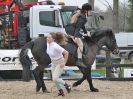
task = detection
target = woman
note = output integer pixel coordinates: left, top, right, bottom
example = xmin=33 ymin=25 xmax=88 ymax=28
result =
xmin=46 ymin=32 xmax=71 ymax=96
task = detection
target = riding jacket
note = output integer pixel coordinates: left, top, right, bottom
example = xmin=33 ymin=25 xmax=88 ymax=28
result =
xmin=74 ymin=12 xmax=87 ymax=38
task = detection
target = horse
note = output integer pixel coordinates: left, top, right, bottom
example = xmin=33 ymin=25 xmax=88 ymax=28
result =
xmin=19 ymin=29 xmax=119 ymax=93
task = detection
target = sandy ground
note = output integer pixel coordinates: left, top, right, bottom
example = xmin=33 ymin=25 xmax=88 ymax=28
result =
xmin=0 ymin=79 xmax=133 ymax=99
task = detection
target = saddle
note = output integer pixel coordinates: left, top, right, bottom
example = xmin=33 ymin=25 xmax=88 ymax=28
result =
xmin=61 ymin=36 xmax=88 ymax=58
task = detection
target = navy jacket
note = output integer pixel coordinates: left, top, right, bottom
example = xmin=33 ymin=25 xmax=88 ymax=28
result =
xmin=74 ymin=13 xmax=87 ymax=37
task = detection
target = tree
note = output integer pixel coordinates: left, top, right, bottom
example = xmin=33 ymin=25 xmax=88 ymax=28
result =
xmin=128 ymin=0 xmax=133 ymax=32
xmin=113 ymin=0 xmax=119 ymax=33
xmin=119 ymin=1 xmax=128 ymax=31
xmin=95 ymin=0 xmax=129 ymax=32
xmin=88 ymin=0 xmax=95 ymax=10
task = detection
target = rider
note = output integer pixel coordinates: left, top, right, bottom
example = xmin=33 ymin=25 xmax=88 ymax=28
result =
xmin=46 ymin=32 xmax=71 ymax=97
xmin=70 ymin=3 xmax=91 ymax=68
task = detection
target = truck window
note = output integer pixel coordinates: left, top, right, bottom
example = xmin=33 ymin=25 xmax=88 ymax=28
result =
xmin=39 ymin=11 xmax=55 ymax=27
xmin=61 ymin=12 xmax=72 ymax=26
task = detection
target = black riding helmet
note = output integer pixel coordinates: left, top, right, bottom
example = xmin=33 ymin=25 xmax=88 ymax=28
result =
xmin=81 ymin=3 xmax=92 ymax=11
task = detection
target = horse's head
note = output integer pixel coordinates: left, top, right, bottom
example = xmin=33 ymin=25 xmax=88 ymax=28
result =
xmin=102 ymin=30 xmax=119 ymax=55
xmin=90 ymin=29 xmax=119 ymax=55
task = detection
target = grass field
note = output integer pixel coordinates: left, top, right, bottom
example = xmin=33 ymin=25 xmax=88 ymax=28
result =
xmin=92 ymin=68 xmax=106 ymax=76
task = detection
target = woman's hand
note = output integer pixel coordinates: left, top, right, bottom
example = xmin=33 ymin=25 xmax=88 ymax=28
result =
xmin=60 ymin=63 xmax=65 ymax=68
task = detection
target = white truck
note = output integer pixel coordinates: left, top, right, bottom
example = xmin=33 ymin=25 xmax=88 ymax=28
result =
xmin=30 ymin=5 xmax=75 ymax=38
xmin=115 ymin=32 xmax=133 ymax=61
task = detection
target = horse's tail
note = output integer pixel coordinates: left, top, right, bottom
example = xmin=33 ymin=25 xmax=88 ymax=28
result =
xmin=19 ymin=41 xmax=34 ymax=81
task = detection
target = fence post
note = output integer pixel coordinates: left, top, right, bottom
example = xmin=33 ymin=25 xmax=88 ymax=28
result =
xmin=106 ymin=50 xmax=112 ymax=79
xmin=119 ymin=54 xmax=125 ymax=78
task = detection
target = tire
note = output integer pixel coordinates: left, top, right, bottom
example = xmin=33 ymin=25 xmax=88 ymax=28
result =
xmin=129 ymin=53 xmax=133 ymax=61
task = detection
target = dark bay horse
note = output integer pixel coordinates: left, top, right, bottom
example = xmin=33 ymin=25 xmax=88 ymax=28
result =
xmin=19 ymin=30 xmax=119 ymax=93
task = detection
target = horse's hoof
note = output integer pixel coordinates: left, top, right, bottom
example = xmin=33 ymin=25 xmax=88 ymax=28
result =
xmin=65 ymin=85 xmax=71 ymax=93
xmin=72 ymin=82 xmax=78 ymax=87
xmin=91 ymin=88 xmax=99 ymax=92
xmin=36 ymin=86 xmax=41 ymax=92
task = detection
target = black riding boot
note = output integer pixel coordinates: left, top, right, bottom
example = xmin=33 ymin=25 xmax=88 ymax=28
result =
xmin=64 ymin=83 xmax=71 ymax=93
xmin=58 ymin=89 xmax=65 ymax=96
xmin=76 ymin=58 xmax=86 ymax=68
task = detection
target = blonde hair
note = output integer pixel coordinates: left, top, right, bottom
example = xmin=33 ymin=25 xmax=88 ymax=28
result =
xmin=70 ymin=12 xmax=80 ymax=24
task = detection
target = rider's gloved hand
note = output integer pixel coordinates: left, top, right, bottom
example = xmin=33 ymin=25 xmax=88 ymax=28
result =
xmin=87 ymin=31 xmax=91 ymax=37
xmin=82 ymin=34 xmax=87 ymax=36
xmin=83 ymin=31 xmax=91 ymax=36
xmin=81 ymin=31 xmax=91 ymax=37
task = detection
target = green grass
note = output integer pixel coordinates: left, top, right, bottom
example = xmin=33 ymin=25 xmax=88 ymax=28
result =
xmin=92 ymin=68 xmax=106 ymax=76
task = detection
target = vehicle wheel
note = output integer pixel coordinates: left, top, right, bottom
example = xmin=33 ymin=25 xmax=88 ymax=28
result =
xmin=129 ymin=53 xmax=133 ymax=61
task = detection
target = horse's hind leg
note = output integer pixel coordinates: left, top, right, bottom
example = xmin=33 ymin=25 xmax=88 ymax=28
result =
xmin=39 ymin=70 xmax=49 ymax=93
xmin=32 ymin=66 xmax=42 ymax=92
xmin=84 ymin=68 xmax=99 ymax=92
xmin=73 ymin=67 xmax=86 ymax=87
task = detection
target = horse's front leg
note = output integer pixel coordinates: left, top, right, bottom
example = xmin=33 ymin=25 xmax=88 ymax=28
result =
xmin=84 ymin=68 xmax=99 ymax=92
xmin=73 ymin=75 xmax=86 ymax=87
xmin=72 ymin=67 xmax=86 ymax=87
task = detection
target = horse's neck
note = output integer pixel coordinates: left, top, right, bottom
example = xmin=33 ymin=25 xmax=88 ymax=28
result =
xmin=84 ymin=42 xmax=99 ymax=65
xmin=97 ymin=36 xmax=108 ymax=52
xmin=86 ymin=34 xmax=108 ymax=64
xmin=88 ymin=43 xmax=99 ymax=56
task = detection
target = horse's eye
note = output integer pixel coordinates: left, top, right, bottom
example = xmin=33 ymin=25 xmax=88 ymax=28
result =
xmin=112 ymin=39 xmax=116 ymax=42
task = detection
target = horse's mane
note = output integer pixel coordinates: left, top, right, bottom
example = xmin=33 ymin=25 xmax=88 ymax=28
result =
xmin=90 ymin=29 xmax=115 ymax=42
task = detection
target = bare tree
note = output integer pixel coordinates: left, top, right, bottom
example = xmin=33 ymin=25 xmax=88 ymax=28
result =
xmin=98 ymin=0 xmax=128 ymax=32
xmin=119 ymin=0 xmax=127 ymax=31
xmin=113 ymin=0 xmax=119 ymax=33
xmin=127 ymin=0 xmax=133 ymax=32
xmin=104 ymin=0 xmax=113 ymax=12
xmin=88 ymin=0 xmax=95 ymax=10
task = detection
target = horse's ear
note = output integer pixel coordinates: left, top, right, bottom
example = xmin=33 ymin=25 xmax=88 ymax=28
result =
xmin=107 ymin=29 xmax=114 ymax=37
